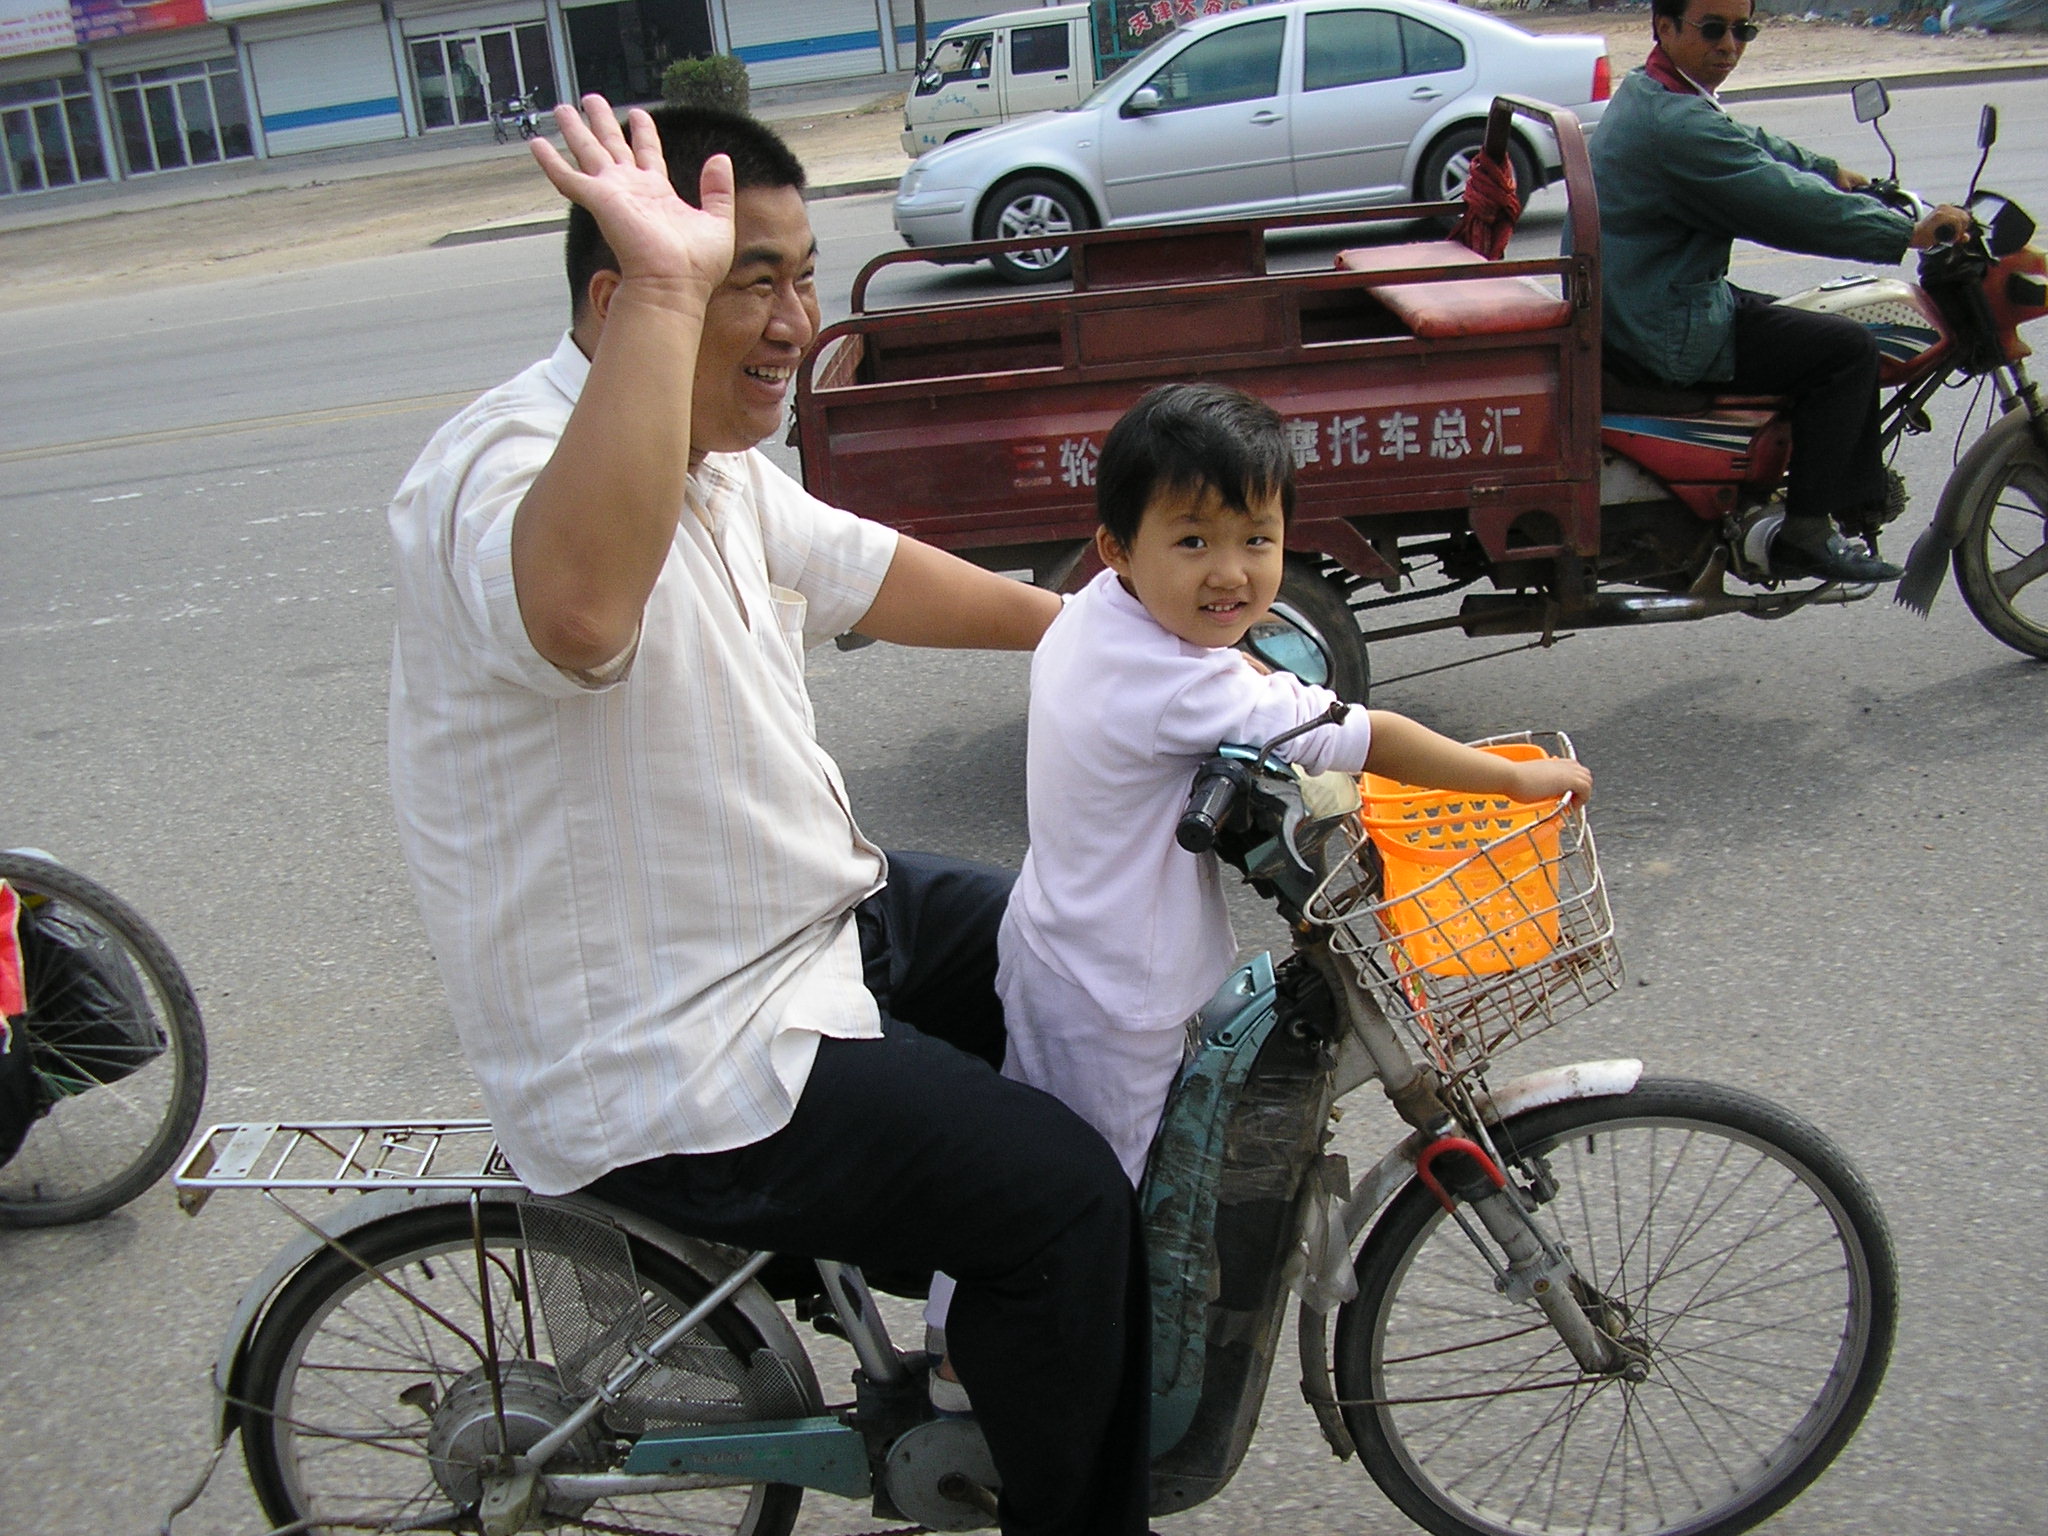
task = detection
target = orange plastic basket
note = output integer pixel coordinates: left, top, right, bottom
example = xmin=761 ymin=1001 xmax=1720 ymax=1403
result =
xmin=1360 ymin=742 xmax=1563 ymax=978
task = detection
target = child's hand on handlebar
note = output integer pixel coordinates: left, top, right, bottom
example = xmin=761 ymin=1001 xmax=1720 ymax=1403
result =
xmin=1505 ymin=756 xmax=1593 ymax=807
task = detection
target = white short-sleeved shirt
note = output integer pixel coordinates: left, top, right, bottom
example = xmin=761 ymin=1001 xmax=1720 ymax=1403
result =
xmin=1005 ymin=569 xmax=1373 ymax=1032
xmin=387 ymin=333 xmax=900 ymax=1194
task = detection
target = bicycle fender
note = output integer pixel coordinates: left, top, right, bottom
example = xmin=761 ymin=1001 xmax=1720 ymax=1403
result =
xmin=210 ymin=1187 xmax=817 ymax=1442
xmin=1900 ymin=405 xmax=2044 ymax=609
xmin=1298 ymin=1058 xmax=1643 ymax=1463
xmin=1328 ymin=1058 xmax=1644 ymax=1249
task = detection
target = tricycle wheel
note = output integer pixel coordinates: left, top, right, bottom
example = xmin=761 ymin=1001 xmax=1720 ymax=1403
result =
xmin=1244 ymin=560 xmax=1369 ymax=702
xmin=978 ymin=175 xmax=1092 ymax=283
xmin=1952 ymin=419 xmax=2048 ymax=658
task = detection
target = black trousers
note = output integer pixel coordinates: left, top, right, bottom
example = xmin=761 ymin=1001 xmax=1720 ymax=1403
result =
xmin=1722 ymin=286 xmax=1888 ymax=529
xmin=586 ymin=852 xmax=1151 ymax=1536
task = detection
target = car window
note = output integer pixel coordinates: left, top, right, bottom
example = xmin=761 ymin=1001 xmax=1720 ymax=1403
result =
xmin=1399 ymin=16 xmax=1465 ymax=77
xmin=1010 ymin=22 xmax=1071 ymax=76
xmin=1139 ymin=17 xmax=1285 ymax=112
xmin=1302 ymin=10 xmax=1403 ymax=91
xmin=917 ymin=34 xmax=992 ymax=95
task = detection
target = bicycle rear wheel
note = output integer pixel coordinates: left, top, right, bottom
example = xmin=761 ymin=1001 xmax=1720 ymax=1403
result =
xmin=237 ymin=1201 xmax=812 ymax=1536
xmin=1332 ymin=1079 xmax=1896 ymax=1536
xmin=0 ymin=851 xmax=206 ymax=1225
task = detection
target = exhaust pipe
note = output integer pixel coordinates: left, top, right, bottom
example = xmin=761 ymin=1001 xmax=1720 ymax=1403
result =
xmin=1461 ymin=583 xmax=1875 ymax=637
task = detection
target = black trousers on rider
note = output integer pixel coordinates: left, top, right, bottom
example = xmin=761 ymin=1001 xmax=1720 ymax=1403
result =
xmin=1721 ymin=286 xmax=1888 ymax=530
xmin=587 ymin=851 xmax=1151 ymax=1536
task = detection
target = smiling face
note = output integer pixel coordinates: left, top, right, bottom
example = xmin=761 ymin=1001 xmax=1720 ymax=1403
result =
xmin=1097 ymin=483 xmax=1285 ymax=650
xmin=688 ymin=184 xmax=820 ymax=458
xmin=1656 ymin=0 xmax=1753 ymax=94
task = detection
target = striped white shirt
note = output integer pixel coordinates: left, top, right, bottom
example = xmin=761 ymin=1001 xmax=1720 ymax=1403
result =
xmin=387 ymin=333 xmax=899 ymax=1194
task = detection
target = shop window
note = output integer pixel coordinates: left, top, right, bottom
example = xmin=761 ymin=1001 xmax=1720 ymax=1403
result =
xmin=104 ymin=58 xmax=254 ymax=177
xmin=1 ymin=74 xmax=108 ymax=196
xmin=565 ymin=0 xmax=713 ymax=107
xmin=412 ymin=22 xmax=556 ymax=130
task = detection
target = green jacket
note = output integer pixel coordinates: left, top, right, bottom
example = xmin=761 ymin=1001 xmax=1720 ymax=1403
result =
xmin=1590 ymin=67 xmax=1913 ymax=386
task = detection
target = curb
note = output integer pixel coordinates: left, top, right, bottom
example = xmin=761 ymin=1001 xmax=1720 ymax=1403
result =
xmin=431 ymin=172 xmax=906 ymax=248
xmin=1722 ymin=58 xmax=2048 ymax=101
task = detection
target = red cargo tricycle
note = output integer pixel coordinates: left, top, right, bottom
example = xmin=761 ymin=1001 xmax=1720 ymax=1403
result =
xmin=795 ymin=91 xmax=2048 ymax=698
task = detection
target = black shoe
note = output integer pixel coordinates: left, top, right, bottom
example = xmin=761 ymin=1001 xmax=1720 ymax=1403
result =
xmin=1772 ymin=522 xmax=1903 ymax=584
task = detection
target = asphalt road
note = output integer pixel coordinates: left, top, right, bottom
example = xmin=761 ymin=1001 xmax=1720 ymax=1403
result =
xmin=1 ymin=80 xmax=2045 ymax=1536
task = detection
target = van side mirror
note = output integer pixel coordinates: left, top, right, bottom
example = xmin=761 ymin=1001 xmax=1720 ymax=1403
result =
xmin=1124 ymin=86 xmax=1162 ymax=116
xmin=1851 ymin=79 xmax=1889 ymax=123
xmin=1979 ymin=104 xmax=1998 ymax=150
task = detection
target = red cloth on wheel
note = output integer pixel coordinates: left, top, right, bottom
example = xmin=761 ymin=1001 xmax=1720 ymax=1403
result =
xmin=1451 ymin=146 xmax=1522 ymax=261
xmin=1 ymin=882 xmax=25 ymax=1020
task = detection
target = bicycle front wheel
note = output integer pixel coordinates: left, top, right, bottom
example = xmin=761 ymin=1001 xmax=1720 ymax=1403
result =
xmin=1332 ymin=1079 xmax=1896 ymax=1536
xmin=0 ymin=851 xmax=206 ymax=1226
xmin=238 ymin=1201 xmax=810 ymax=1536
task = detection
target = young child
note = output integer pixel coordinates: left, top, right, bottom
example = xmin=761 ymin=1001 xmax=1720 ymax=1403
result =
xmin=999 ymin=381 xmax=1593 ymax=1186
xmin=925 ymin=382 xmax=1590 ymax=1404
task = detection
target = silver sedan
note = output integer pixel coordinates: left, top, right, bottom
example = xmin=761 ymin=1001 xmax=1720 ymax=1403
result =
xmin=893 ymin=0 xmax=1610 ymax=281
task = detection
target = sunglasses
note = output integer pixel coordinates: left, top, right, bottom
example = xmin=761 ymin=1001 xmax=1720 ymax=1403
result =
xmin=1681 ymin=17 xmax=1761 ymax=42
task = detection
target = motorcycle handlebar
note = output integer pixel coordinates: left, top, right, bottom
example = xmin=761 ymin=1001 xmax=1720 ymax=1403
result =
xmin=1176 ymin=763 xmax=1245 ymax=854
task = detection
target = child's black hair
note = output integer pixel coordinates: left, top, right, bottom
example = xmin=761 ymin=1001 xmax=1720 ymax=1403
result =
xmin=565 ymin=106 xmax=807 ymax=320
xmin=1096 ymin=382 xmax=1295 ymax=549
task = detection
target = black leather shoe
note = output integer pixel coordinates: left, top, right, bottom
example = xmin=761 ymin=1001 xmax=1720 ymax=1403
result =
xmin=1773 ymin=523 xmax=1903 ymax=583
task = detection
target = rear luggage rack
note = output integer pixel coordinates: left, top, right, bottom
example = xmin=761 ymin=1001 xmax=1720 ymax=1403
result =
xmin=173 ymin=1119 xmax=519 ymax=1212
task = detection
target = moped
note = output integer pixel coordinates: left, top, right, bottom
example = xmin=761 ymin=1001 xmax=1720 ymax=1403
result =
xmin=171 ymin=725 xmax=1895 ymax=1536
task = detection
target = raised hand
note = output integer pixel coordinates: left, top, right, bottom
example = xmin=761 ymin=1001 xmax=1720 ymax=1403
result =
xmin=531 ymin=94 xmax=735 ymax=299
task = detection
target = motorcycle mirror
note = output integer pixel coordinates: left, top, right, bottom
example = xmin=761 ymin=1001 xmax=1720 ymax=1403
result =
xmin=1851 ymin=80 xmax=1900 ymax=184
xmin=1964 ymin=105 xmax=1999 ymax=205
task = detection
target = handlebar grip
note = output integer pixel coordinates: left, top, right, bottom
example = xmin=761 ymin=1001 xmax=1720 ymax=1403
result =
xmin=1176 ymin=771 xmax=1241 ymax=854
xmin=1482 ymin=97 xmax=1512 ymax=164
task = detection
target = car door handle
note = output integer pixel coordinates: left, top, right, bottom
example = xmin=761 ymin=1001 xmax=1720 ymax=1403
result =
xmin=1409 ymin=87 xmax=1442 ymax=101
xmin=1249 ymin=110 xmax=1284 ymax=125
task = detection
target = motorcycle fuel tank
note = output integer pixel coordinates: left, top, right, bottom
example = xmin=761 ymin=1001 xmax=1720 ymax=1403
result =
xmin=1779 ymin=274 xmax=1953 ymax=384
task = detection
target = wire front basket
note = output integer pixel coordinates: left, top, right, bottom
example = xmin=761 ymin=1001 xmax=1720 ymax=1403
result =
xmin=1304 ymin=732 xmax=1622 ymax=1080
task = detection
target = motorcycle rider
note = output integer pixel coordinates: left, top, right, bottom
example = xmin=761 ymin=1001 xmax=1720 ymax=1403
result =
xmin=1592 ymin=0 xmax=1967 ymax=582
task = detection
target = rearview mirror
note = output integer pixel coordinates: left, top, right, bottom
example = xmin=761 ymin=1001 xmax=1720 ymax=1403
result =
xmin=1124 ymin=86 xmax=1162 ymax=116
xmin=1851 ymin=79 xmax=1889 ymax=123
xmin=1978 ymin=104 xmax=1998 ymax=150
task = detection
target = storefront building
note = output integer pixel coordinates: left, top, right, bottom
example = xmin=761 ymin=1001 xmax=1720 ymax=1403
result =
xmin=1 ymin=0 xmax=1000 ymax=195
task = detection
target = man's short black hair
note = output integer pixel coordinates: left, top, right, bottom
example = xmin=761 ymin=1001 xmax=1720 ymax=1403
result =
xmin=565 ymin=106 xmax=808 ymax=319
xmin=1096 ymin=382 xmax=1295 ymax=549
xmin=1652 ymin=0 xmax=1748 ymax=27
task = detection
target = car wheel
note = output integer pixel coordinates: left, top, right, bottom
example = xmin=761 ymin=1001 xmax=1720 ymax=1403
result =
xmin=1415 ymin=125 xmax=1539 ymax=220
xmin=976 ymin=176 xmax=1092 ymax=284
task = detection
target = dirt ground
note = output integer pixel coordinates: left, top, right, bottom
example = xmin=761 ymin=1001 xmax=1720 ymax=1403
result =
xmin=2 ymin=7 xmax=2042 ymax=312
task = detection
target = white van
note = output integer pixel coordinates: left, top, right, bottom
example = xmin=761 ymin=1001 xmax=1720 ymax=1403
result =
xmin=900 ymin=4 xmax=1098 ymax=158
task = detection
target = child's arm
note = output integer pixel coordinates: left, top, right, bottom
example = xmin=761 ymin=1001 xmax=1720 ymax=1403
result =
xmin=1364 ymin=711 xmax=1593 ymax=805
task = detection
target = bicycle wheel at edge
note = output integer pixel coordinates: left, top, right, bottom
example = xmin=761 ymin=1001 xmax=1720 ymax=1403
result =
xmin=237 ymin=1201 xmax=807 ymax=1536
xmin=1331 ymin=1079 xmax=1897 ymax=1536
xmin=0 ymin=850 xmax=207 ymax=1226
